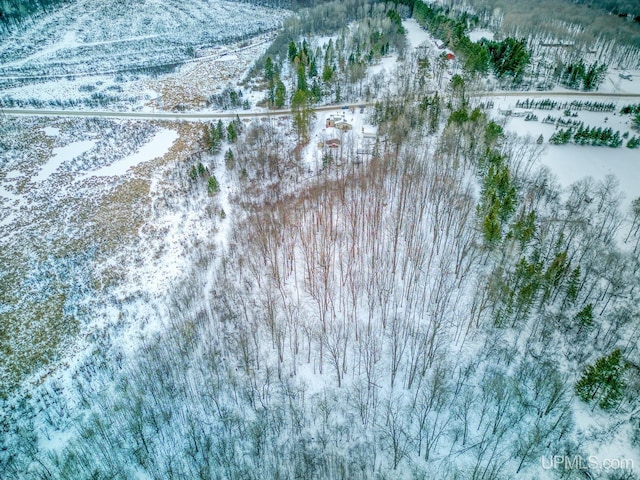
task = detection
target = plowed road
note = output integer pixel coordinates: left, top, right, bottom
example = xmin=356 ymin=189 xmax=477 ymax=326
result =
xmin=0 ymin=103 xmax=366 ymax=120
xmin=2 ymin=92 xmax=640 ymax=121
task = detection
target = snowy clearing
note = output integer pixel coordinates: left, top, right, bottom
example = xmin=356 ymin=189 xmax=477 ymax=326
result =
xmin=86 ymin=129 xmax=178 ymax=178
xmin=468 ymin=28 xmax=495 ymax=42
xmin=32 ymin=140 xmax=96 ymax=182
xmin=492 ymin=94 xmax=640 ymax=210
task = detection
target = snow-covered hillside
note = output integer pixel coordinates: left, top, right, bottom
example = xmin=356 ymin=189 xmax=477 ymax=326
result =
xmin=0 ymin=0 xmax=286 ymax=110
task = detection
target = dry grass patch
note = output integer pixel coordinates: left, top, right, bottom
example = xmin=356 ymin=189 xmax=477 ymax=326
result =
xmin=0 ymin=118 xmax=201 ymax=397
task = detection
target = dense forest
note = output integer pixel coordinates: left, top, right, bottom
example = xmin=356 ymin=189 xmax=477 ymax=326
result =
xmin=570 ymin=0 xmax=640 ymax=17
xmin=467 ymin=0 xmax=640 ymax=46
xmin=0 ymin=0 xmax=68 ymax=28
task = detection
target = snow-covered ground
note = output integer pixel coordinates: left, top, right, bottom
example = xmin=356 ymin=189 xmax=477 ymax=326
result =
xmin=0 ymin=31 xmax=276 ymax=112
xmin=494 ymin=95 xmax=640 ymax=211
xmin=404 ymin=18 xmax=433 ymax=50
xmin=0 ymin=0 xmax=287 ymax=406
xmin=0 ymin=0 xmax=285 ymax=111
xmin=0 ymin=116 xmax=199 ymax=397
xmin=468 ymin=28 xmax=495 ymax=43
xmin=599 ymin=69 xmax=640 ymax=95
xmin=85 ymin=129 xmax=178 ymax=178
xmin=539 ymin=144 xmax=639 ymax=210
xmin=0 ymin=0 xmax=284 ymax=78
xmin=32 ymin=140 xmax=97 ymax=182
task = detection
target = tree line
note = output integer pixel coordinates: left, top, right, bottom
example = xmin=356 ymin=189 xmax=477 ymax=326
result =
xmin=412 ymin=1 xmax=531 ymax=81
xmin=548 ymin=124 xmax=639 ymax=148
xmin=516 ymin=98 xmax=616 ymax=112
xmin=0 ymin=0 xmax=69 ymax=30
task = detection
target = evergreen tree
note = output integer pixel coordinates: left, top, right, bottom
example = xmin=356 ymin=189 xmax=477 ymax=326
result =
xmin=227 ymin=122 xmax=237 ymax=143
xmin=265 ymin=56 xmax=276 ymax=106
xmin=310 ymin=79 xmax=322 ymax=102
xmin=264 ymin=56 xmax=275 ymax=82
xmin=207 ymin=175 xmax=219 ymax=194
xmin=484 ymin=121 xmax=504 ymax=146
xmin=322 ymin=63 xmax=333 ymax=83
xmin=478 ymin=150 xmax=517 ymax=246
xmin=549 ymin=128 xmax=572 ymax=145
xmin=482 ymin=206 xmax=502 ymax=245
xmin=511 ymin=210 xmax=536 ymax=247
xmin=324 ymin=38 xmax=334 ymax=65
xmin=582 ymin=62 xmax=607 ymax=91
xmin=484 ymin=37 xmax=530 ymax=81
xmin=297 ymin=62 xmax=308 ymax=92
xmin=216 ymin=120 xmax=224 ymax=141
xmin=309 ymin=58 xmax=318 ymax=78
xmin=565 ymin=267 xmax=581 ymax=305
xmin=205 ymin=123 xmax=222 ymax=153
xmin=291 ymin=89 xmax=312 ymax=144
xmin=288 ymin=41 xmax=298 ymax=63
xmin=448 ymin=107 xmax=469 ymax=126
xmin=575 ymin=349 xmax=627 ymax=410
xmin=224 ymin=149 xmax=235 ymax=170
xmin=274 ymin=76 xmax=286 ymax=108
xmin=189 ymin=165 xmax=198 ymax=180
xmin=575 ymin=304 xmax=594 ymax=331
xmin=543 ymin=250 xmax=569 ymax=294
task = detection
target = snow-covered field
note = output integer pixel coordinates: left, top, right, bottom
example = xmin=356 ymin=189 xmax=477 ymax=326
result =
xmin=0 ymin=116 xmax=191 ymax=391
xmin=468 ymin=28 xmax=495 ymax=43
xmin=0 ymin=0 xmax=285 ymax=110
xmin=493 ymin=95 xmax=640 ymax=211
xmin=0 ymin=0 xmax=283 ymax=78
xmin=600 ymin=70 xmax=640 ymax=95
xmin=538 ymin=144 xmax=639 ymax=209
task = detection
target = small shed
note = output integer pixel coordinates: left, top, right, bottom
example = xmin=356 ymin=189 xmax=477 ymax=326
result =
xmin=326 ymin=139 xmax=341 ymax=148
xmin=335 ymin=120 xmax=352 ymax=131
